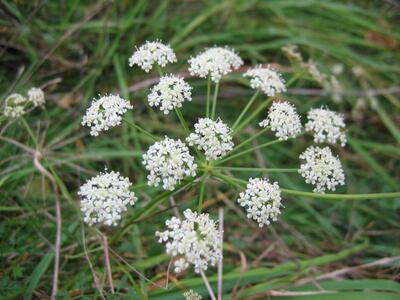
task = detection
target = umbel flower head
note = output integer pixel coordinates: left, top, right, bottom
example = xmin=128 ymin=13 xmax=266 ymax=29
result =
xmin=78 ymin=170 xmax=137 ymax=226
xmin=142 ymin=137 xmax=197 ymax=191
xmin=183 ymin=290 xmax=202 ymax=300
xmin=186 ymin=118 xmax=234 ymax=161
xmin=27 ymin=87 xmax=45 ymax=107
xmin=299 ymin=146 xmax=345 ymax=193
xmin=305 ymin=107 xmax=347 ymax=147
xmin=237 ymin=178 xmax=283 ymax=227
xmin=188 ymin=46 xmax=243 ymax=82
xmin=156 ymin=209 xmax=222 ymax=274
xmin=82 ymin=94 xmax=133 ymax=136
xmin=259 ymin=101 xmax=302 ymax=140
xmin=244 ymin=65 xmax=286 ymax=96
xmin=148 ymin=74 xmax=192 ymax=114
xmin=128 ymin=40 xmax=177 ymax=72
xmin=3 ymin=93 xmax=27 ymax=118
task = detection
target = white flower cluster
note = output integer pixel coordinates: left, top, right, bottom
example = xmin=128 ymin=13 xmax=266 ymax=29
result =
xmin=186 ymin=118 xmax=234 ymax=161
xmin=82 ymin=94 xmax=133 ymax=136
xmin=183 ymin=290 xmax=202 ymax=300
xmin=188 ymin=47 xmax=243 ymax=82
xmin=305 ymin=107 xmax=347 ymax=146
xmin=78 ymin=170 xmax=137 ymax=226
xmin=128 ymin=40 xmax=177 ymax=72
xmin=148 ymin=75 xmax=192 ymax=114
xmin=156 ymin=209 xmax=222 ymax=273
xmin=259 ymin=101 xmax=302 ymax=140
xmin=3 ymin=93 xmax=27 ymax=118
xmin=244 ymin=65 xmax=286 ymax=96
xmin=142 ymin=137 xmax=197 ymax=190
xmin=27 ymin=87 xmax=45 ymax=107
xmin=237 ymin=178 xmax=282 ymax=227
xmin=299 ymin=146 xmax=345 ymax=193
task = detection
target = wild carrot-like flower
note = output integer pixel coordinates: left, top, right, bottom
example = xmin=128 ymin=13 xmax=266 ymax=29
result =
xmin=188 ymin=47 xmax=243 ymax=82
xmin=156 ymin=209 xmax=222 ymax=273
xmin=78 ymin=170 xmax=137 ymax=226
xmin=259 ymin=101 xmax=302 ymax=140
xmin=148 ymin=74 xmax=192 ymax=114
xmin=186 ymin=118 xmax=234 ymax=161
xmin=3 ymin=93 xmax=27 ymax=118
xmin=244 ymin=65 xmax=286 ymax=96
xmin=183 ymin=290 xmax=202 ymax=300
xmin=142 ymin=137 xmax=197 ymax=191
xmin=237 ymin=178 xmax=282 ymax=227
xmin=82 ymin=94 xmax=133 ymax=136
xmin=305 ymin=107 xmax=347 ymax=146
xmin=128 ymin=40 xmax=177 ymax=72
xmin=299 ymin=146 xmax=345 ymax=193
xmin=27 ymin=87 xmax=45 ymax=107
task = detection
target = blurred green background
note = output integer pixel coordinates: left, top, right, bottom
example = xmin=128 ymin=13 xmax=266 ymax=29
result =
xmin=1 ymin=0 xmax=399 ymax=299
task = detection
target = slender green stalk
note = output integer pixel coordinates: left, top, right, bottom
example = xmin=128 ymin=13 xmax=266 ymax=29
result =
xmin=231 ymin=89 xmax=260 ymax=131
xmin=281 ymin=189 xmax=400 ymax=200
xmin=230 ymin=126 xmax=269 ymax=154
xmin=198 ymin=175 xmax=209 ymax=212
xmin=174 ymin=107 xmax=190 ymax=135
xmin=20 ymin=117 xmax=39 ymax=147
xmin=155 ymin=65 xmax=164 ymax=77
xmin=214 ymin=166 xmax=298 ymax=173
xmin=206 ymin=75 xmax=211 ymax=117
xmin=211 ymin=81 xmax=220 ymax=120
xmin=123 ymin=118 xmax=157 ymax=141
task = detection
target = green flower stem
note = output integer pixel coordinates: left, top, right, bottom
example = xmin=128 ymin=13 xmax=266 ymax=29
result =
xmin=212 ymin=171 xmax=245 ymax=188
xmin=20 ymin=117 xmax=39 ymax=147
xmin=231 ymin=89 xmax=260 ymax=131
xmin=214 ymin=166 xmax=298 ymax=173
xmin=281 ymin=189 xmax=400 ymax=201
xmin=233 ymin=97 xmax=273 ymax=136
xmin=123 ymin=118 xmax=158 ymax=141
xmin=174 ymin=107 xmax=190 ymax=135
xmin=198 ymin=175 xmax=209 ymax=213
xmin=156 ymin=65 xmax=164 ymax=77
xmin=211 ymin=81 xmax=220 ymax=120
xmin=229 ymin=126 xmax=269 ymax=154
xmin=206 ymin=75 xmax=211 ymax=118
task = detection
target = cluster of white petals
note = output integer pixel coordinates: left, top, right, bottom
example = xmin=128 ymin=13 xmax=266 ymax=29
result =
xmin=148 ymin=75 xmax=192 ymax=114
xmin=259 ymin=101 xmax=302 ymax=140
xmin=244 ymin=65 xmax=286 ymax=96
xmin=299 ymin=146 xmax=345 ymax=193
xmin=156 ymin=209 xmax=222 ymax=273
xmin=183 ymin=290 xmax=202 ymax=300
xmin=142 ymin=137 xmax=197 ymax=190
xmin=305 ymin=107 xmax=347 ymax=146
xmin=78 ymin=170 xmax=137 ymax=226
xmin=188 ymin=47 xmax=243 ymax=82
xmin=128 ymin=40 xmax=177 ymax=72
xmin=27 ymin=87 xmax=45 ymax=107
xmin=186 ymin=118 xmax=234 ymax=161
xmin=237 ymin=178 xmax=282 ymax=227
xmin=82 ymin=94 xmax=133 ymax=136
xmin=3 ymin=93 xmax=27 ymax=118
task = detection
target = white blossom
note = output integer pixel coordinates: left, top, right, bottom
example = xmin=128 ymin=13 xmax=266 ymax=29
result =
xmin=148 ymin=75 xmax=192 ymax=114
xmin=299 ymin=146 xmax=345 ymax=193
xmin=142 ymin=137 xmax=197 ymax=191
xmin=259 ymin=101 xmax=302 ymax=140
xmin=237 ymin=178 xmax=282 ymax=227
xmin=188 ymin=46 xmax=243 ymax=82
xmin=78 ymin=170 xmax=137 ymax=226
xmin=305 ymin=107 xmax=347 ymax=146
xmin=3 ymin=93 xmax=27 ymax=118
xmin=27 ymin=87 xmax=45 ymax=107
xmin=128 ymin=40 xmax=177 ymax=72
xmin=156 ymin=209 xmax=222 ymax=274
xmin=82 ymin=94 xmax=133 ymax=136
xmin=186 ymin=118 xmax=233 ymax=161
xmin=183 ymin=290 xmax=202 ymax=300
xmin=244 ymin=65 xmax=286 ymax=96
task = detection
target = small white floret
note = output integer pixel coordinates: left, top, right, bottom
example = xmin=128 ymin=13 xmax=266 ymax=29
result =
xmin=244 ymin=65 xmax=286 ymax=96
xmin=27 ymin=87 xmax=45 ymax=107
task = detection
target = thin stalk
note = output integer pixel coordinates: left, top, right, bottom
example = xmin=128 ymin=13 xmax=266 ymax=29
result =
xmin=102 ymin=234 xmax=115 ymax=294
xmin=200 ymin=270 xmax=217 ymax=300
xmin=233 ymin=97 xmax=273 ymax=136
xmin=123 ymin=118 xmax=157 ymax=141
xmin=198 ymin=175 xmax=209 ymax=213
xmin=206 ymin=75 xmax=211 ymax=117
xmin=281 ymin=189 xmax=400 ymax=201
xmin=174 ymin=107 xmax=190 ymax=135
xmin=213 ymin=172 xmax=244 ymax=188
xmin=156 ymin=65 xmax=164 ymax=77
xmin=217 ymin=208 xmax=224 ymax=300
xmin=20 ymin=117 xmax=39 ymax=147
xmin=211 ymin=81 xmax=220 ymax=120
xmin=229 ymin=126 xmax=269 ymax=154
xmin=232 ymin=89 xmax=260 ymax=131
xmin=214 ymin=166 xmax=298 ymax=173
